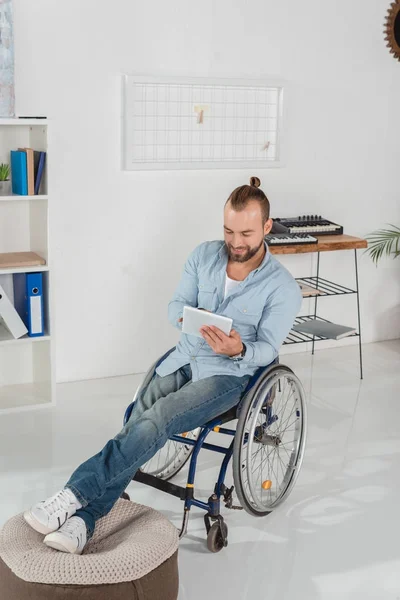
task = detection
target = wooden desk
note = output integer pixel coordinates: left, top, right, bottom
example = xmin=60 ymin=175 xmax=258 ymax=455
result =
xmin=269 ymin=234 xmax=367 ymax=256
xmin=271 ymin=234 xmax=367 ymax=379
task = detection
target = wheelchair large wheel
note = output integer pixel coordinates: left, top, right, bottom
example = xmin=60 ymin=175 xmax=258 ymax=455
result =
xmin=140 ymin=429 xmax=201 ymax=480
xmin=233 ymin=364 xmax=306 ymax=516
xmin=131 ymin=367 xmax=200 ymax=481
xmin=129 ymin=350 xmax=200 ymax=480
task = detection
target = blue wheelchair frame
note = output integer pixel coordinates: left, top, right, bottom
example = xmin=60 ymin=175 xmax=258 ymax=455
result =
xmin=123 ymin=347 xmax=278 ymax=541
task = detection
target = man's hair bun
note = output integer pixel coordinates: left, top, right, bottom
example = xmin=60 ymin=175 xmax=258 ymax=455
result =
xmin=249 ymin=176 xmax=261 ymax=188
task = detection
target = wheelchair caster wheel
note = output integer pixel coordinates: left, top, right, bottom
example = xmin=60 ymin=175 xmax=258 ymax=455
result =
xmin=120 ymin=492 xmax=130 ymax=500
xmin=206 ymin=521 xmax=228 ymax=553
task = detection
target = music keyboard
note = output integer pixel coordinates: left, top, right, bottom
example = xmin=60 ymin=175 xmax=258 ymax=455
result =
xmin=273 ymin=216 xmax=343 ymax=236
xmin=265 ymin=232 xmax=318 ymax=246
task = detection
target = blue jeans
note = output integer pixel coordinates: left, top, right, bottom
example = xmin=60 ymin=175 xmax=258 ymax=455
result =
xmin=65 ymin=364 xmax=251 ymax=538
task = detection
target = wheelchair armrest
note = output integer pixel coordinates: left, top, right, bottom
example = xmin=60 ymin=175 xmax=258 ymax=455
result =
xmin=243 ymin=356 xmax=279 ymax=395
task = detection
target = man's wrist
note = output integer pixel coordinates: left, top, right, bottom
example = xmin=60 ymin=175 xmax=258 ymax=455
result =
xmin=229 ymin=343 xmax=246 ymax=360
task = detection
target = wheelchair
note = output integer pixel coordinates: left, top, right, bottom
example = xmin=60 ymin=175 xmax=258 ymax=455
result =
xmin=122 ymin=347 xmax=307 ymax=553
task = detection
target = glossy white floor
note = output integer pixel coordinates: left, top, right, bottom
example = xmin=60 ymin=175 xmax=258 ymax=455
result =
xmin=1 ymin=340 xmax=399 ymax=599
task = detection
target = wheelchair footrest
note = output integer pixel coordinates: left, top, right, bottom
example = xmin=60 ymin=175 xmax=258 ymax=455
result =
xmin=133 ymin=470 xmax=186 ymax=501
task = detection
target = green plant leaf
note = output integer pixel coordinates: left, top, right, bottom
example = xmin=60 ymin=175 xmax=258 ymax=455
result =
xmin=0 ymin=163 xmax=10 ymax=181
xmin=365 ymin=225 xmax=400 ymax=264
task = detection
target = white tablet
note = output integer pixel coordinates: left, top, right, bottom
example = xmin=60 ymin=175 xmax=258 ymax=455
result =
xmin=182 ymin=306 xmax=233 ymax=339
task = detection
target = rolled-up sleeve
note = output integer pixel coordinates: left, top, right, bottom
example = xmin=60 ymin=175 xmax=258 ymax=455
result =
xmin=241 ymin=279 xmax=302 ymax=367
xmin=168 ymin=245 xmax=201 ymax=330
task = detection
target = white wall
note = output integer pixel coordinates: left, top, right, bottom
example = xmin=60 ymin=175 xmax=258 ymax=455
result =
xmin=12 ymin=0 xmax=400 ymax=382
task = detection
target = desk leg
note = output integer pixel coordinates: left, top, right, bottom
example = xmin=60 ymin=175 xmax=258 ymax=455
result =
xmin=312 ymin=251 xmax=320 ymax=355
xmin=354 ymin=249 xmax=364 ymax=380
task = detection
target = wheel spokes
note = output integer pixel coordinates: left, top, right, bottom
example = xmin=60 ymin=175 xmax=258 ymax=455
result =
xmin=239 ymin=373 xmax=304 ymax=511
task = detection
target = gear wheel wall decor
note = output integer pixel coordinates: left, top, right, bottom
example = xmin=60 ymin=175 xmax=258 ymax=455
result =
xmin=384 ymin=0 xmax=400 ymax=61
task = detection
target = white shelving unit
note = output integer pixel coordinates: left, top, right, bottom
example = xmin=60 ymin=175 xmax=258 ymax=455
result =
xmin=0 ymin=118 xmax=55 ymax=414
xmin=0 ymin=194 xmax=48 ymax=202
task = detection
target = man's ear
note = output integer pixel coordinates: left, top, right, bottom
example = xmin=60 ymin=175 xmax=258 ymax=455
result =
xmin=264 ymin=218 xmax=273 ymax=236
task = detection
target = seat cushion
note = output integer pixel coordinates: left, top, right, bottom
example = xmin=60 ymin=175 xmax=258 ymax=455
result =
xmin=0 ymin=551 xmax=178 ymax=600
xmin=0 ymin=498 xmax=179 ymax=599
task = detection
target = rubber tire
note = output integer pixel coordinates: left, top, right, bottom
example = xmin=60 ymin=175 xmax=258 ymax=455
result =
xmin=233 ymin=364 xmax=306 ymax=516
xmin=128 ymin=352 xmax=198 ymax=482
xmin=140 ymin=430 xmax=200 ymax=481
xmin=206 ymin=521 xmax=228 ymax=553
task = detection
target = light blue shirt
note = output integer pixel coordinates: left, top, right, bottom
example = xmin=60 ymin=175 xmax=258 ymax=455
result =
xmin=156 ymin=240 xmax=302 ymax=382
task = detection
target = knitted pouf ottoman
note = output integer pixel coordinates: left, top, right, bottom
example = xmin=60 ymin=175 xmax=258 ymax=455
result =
xmin=0 ymin=498 xmax=179 ymax=600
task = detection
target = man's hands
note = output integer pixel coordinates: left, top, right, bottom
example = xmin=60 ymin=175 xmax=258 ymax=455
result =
xmin=200 ymin=325 xmax=243 ymax=357
xmin=178 ymin=309 xmax=244 ymax=357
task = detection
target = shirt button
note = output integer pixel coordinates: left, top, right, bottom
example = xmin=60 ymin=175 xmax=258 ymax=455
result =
xmin=243 ymin=309 xmax=247 ymax=313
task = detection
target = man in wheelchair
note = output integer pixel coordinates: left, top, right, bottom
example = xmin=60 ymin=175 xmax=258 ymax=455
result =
xmin=23 ymin=176 xmax=302 ymax=554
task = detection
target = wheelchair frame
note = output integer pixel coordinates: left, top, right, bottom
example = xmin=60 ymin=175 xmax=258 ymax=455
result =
xmin=123 ymin=347 xmax=306 ymax=552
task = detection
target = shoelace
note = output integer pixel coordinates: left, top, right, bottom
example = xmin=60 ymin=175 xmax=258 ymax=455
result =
xmin=62 ymin=518 xmax=86 ymax=549
xmin=42 ymin=489 xmax=72 ymax=516
xmin=62 ymin=518 xmax=83 ymax=537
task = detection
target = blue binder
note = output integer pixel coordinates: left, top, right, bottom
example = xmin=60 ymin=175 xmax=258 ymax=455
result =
xmin=34 ymin=152 xmax=46 ymax=195
xmin=10 ymin=150 xmax=28 ymax=195
xmin=13 ymin=272 xmax=45 ymax=337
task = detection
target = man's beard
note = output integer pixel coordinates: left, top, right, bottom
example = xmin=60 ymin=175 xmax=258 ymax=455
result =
xmin=226 ymin=238 xmax=265 ymax=263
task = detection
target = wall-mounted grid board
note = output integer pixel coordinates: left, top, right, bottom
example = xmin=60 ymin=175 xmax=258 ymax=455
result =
xmin=122 ymin=76 xmax=284 ymax=170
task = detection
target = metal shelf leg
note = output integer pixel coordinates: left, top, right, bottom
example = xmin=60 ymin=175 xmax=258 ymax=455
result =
xmin=312 ymin=252 xmax=320 ymax=355
xmin=354 ymin=249 xmax=363 ymax=380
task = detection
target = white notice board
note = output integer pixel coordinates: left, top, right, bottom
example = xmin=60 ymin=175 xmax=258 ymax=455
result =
xmin=122 ymin=76 xmax=285 ymax=171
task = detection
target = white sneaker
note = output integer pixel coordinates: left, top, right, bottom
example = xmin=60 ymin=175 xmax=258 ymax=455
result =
xmin=44 ymin=516 xmax=87 ymax=554
xmin=24 ymin=488 xmax=82 ymax=535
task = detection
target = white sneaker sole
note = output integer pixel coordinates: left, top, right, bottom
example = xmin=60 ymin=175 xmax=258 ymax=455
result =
xmin=23 ymin=510 xmax=55 ymax=535
xmin=44 ymin=533 xmax=83 ymax=555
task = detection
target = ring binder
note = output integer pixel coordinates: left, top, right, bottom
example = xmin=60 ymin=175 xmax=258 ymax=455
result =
xmin=13 ymin=272 xmax=44 ymax=337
